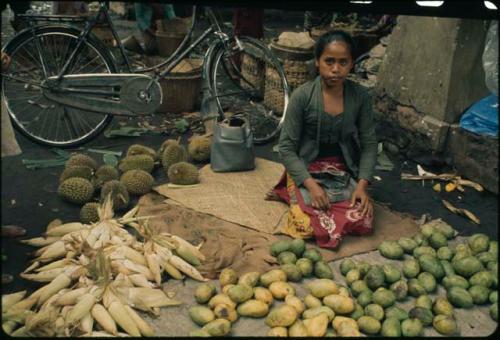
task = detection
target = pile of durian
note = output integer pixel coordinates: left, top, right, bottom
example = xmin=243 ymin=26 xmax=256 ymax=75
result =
xmin=2 ymin=198 xmax=208 ymax=337
xmin=57 ymin=136 xmax=211 ymax=224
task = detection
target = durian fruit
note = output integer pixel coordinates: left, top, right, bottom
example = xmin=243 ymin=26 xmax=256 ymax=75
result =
xmin=157 ymin=138 xmax=180 ymax=158
xmin=161 ymin=144 xmax=188 ymax=171
xmin=167 ymin=162 xmax=200 ymax=185
xmin=101 ymin=180 xmax=130 ymax=211
xmin=94 ymin=165 xmax=119 ymax=189
xmin=58 ymin=177 xmax=95 ymax=205
xmin=127 ymin=144 xmax=158 ymax=161
xmin=59 ymin=166 xmax=94 ymax=183
xmin=65 ymin=153 xmax=98 ymax=170
xmin=80 ymin=202 xmax=100 ymax=224
xmin=188 ymin=135 xmax=212 ymax=162
xmin=118 ymin=154 xmax=155 ymax=173
xmin=120 ymin=170 xmax=154 ymax=196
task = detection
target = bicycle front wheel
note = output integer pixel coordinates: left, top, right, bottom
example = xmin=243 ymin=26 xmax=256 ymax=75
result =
xmin=210 ymin=36 xmax=290 ymax=144
xmin=2 ymin=26 xmax=117 ymax=147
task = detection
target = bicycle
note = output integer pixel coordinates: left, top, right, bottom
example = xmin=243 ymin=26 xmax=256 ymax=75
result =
xmin=1 ymin=2 xmax=290 ymax=147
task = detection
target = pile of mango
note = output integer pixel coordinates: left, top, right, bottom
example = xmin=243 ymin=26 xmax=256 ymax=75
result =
xmin=338 ymin=219 xmax=498 ymax=336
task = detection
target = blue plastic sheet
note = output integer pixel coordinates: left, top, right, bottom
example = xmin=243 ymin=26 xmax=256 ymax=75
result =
xmin=459 ymin=94 xmax=498 ymax=137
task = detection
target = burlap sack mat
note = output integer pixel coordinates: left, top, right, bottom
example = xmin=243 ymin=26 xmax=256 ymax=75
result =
xmin=139 ymin=196 xmax=420 ymax=279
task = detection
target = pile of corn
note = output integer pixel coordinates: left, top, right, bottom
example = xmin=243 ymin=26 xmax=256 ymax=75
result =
xmin=2 ymin=197 xmax=207 ymax=337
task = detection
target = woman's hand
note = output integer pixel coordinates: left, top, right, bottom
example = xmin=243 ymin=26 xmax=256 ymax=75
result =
xmin=350 ymin=179 xmax=373 ymax=217
xmin=304 ymin=178 xmax=330 ymax=210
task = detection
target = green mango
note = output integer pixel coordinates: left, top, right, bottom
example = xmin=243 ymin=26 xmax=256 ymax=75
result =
xmin=437 ymin=247 xmax=453 ymax=261
xmin=490 ymin=303 xmax=498 ymax=321
xmin=378 ymin=241 xmax=404 ymax=260
xmin=277 ymin=251 xmax=297 ymax=265
xmin=433 ymin=297 xmax=454 ymax=316
xmin=440 ymin=260 xmax=455 ymax=276
xmin=390 ymin=279 xmax=408 ymax=301
xmin=296 ymin=258 xmax=314 ymax=277
xmin=227 ymin=284 xmax=254 ymax=303
xmin=476 ymin=251 xmax=496 ymax=266
xmin=372 ymin=288 xmax=396 ymax=308
xmin=403 ymin=258 xmax=420 ymax=278
xmin=433 ymin=314 xmax=457 ymax=335
xmin=418 ymin=254 xmax=445 ymax=280
xmin=415 ymin=295 xmax=433 ymax=310
xmin=357 ymin=261 xmax=371 ymax=277
xmin=314 ymin=261 xmax=333 ymax=279
xmin=413 ymin=246 xmax=437 ymax=258
xmin=398 ymin=237 xmax=418 ymax=254
xmin=468 ymin=233 xmax=490 ymax=255
xmin=357 ymin=316 xmax=381 ymax=335
xmin=408 ymin=279 xmax=426 ymax=297
xmin=429 ymin=231 xmax=448 ymax=249
xmin=488 ymin=240 xmax=498 ymax=258
xmin=432 ymin=221 xmax=455 ymax=239
xmin=442 ymin=275 xmax=470 ymax=290
xmin=189 ymin=306 xmax=216 ymax=326
xmin=452 ymin=256 xmax=484 ymax=278
xmin=270 ymin=240 xmax=291 ymax=257
xmin=289 ymin=239 xmax=306 ymax=257
xmin=421 ymin=224 xmax=435 ymax=238
xmin=340 ymin=258 xmax=357 ymax=276
xmin=490 ymin=291 xmax=498 ymax=304
xmin=382 ymin=264 xmax=401 ymax=284
xmin=385 ymin=306 xmax=409 ymax=321
xmin=364 ymin=303 xmax=384 ymax=321
xmin=280 ymin=264 xmax=302 ymax=282
xmin=468 ymin=285 xmax=490 ymax=305
xmin=401 ymin=318 xmax=423 ymax=337
xmin=413 ymin=232 xmax=426 ymax=246
xmin=365 ymin=266 xmax=386 ymax=290
xmin=417 ymin=272 xmax=437 ymax=293
xmin=381 ymin=317 xmax=402 ymax=337
xmin=350 ymin=280 xmax=370 ymax=297
xmin=303 ymin=248 xmax=322 ymax=262
xmin=469 ymin=271 xmax=494 ymax=288
xmin=350 ymin=303 xmax=365 ymax=320
xmin=345 ymin=269 xmax=361 ymax=285
xmin=357 ymin=290 xmax=373 ymax=307
xmin=409 ymin=307 xmax=433 ymax=326
xmin=447 ymin=286 xmax=474 ymax=308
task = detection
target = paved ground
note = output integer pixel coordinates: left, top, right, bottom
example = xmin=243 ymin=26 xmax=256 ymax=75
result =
xmin=1 ymin=4 xmax=498 ymax=299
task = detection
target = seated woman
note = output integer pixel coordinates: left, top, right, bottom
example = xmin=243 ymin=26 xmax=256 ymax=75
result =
xmin=269 ymin=30 xmax=377 ymax=248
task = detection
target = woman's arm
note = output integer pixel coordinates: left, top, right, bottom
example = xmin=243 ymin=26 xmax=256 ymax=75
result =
xmin=350 ymin=90 xmax=378 ymax=216
xmin=278 ymin=90 xmax=330 ymax=210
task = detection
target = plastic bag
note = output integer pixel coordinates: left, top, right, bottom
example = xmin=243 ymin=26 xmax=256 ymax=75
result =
xmin=482 ymin=21 xmax=498 ymax=96
xmin=459 ymin=94 xmax=498 ymax=137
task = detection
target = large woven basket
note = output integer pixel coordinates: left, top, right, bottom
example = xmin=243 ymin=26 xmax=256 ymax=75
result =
xmin=264 ymin=41 xmax=315 ymax=115
xmin=146 ymin=57 xmax=203 ymax=113
xmin=240 ymin=52 xmax=266 ymax=96
xmin=155 ymin=17 xmax=191 ymax=57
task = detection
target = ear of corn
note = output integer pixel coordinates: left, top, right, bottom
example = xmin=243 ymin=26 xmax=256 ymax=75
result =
xmin=169 ymin=255 xmax=208 ymax=282
xmin=2 ymin=290 xmax=27 ymax=310
xmin=23 ymin=261 xmax=40 ymax=274
xmin=122 ymin=260 xmax=154 ymax=281
xmin=2 ymin=309 xmax=36 ymax=324
xmin=54 ymin=287 xmax=90 ymax=306
xmin=79 ymin=313 xmax=94 ymax=335
xmin=162 ymin=261 xmax=184 ymax=280
xmin=124 ymin=305 xmax=155 ymax=336
xmin=128 ymin=273 xmax=155 ymax=288
xmin=91 ymin=303 xmax=118 ymax=335
xmin=21 ymin=236 xmax=61 ymax=247
xmin=118 ymin=287 xmax=181 ymax=309
xmin=65 ymin=293 xmax=96 ymax=325
xmin=34 ymin=273 xmax=72 ymax=306
xmin=45 ymin=222 xmax=86 ymax=237
xmin=107 ymin=300 xmax=141 ymax=337
xmin=174 ymin=244 xmax=201 ymax=266
xmin=34 ymin=259 xmax=70 ymax=273
xmin=20 ymin=268 xmax=66 ymax=282
xmin=36 ymin=240 xmax=67 ymax=261
xmin=8 ymin=295 xmax=38 ymax=313
xmin=120 ymin=246 xmax=147 ymax=266
xmin=145 ymin=253 xmax=162 ymax=285
xmin=10 ymin=325 xmax=28 ymax=337
xmin=2 ymin=320 xmax=17 ymax=335
xmin=170 ymin=235 xmax=206 ymax=261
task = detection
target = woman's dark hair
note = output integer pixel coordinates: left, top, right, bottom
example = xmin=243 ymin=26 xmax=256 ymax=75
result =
xmin=314 ymin=30 xmax=356 ymax=60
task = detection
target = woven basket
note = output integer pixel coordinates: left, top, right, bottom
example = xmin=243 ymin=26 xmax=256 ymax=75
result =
xmin=240 ymin=52 xmax=266 ymax=96
xmin=146 ymin=57 xmax=203 ymax=113
xmin=264 ymin=41 xmax=314 ymax=114
xmin=155 ymin=17 xmax=191 ymax=57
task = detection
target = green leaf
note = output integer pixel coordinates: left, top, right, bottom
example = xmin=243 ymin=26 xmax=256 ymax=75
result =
xmin=88 ymin=149 xmax=123 ymax=157
xmin=174 ymin=119 xmax=190 ymax=133
xmin=104 ymin=126 xmax=148 ymax=138
xmin=103 ymin=153 xmax=119 ymax=167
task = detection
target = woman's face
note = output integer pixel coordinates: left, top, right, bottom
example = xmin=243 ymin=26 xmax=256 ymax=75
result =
xmin=316 ymin=41 xmax=353 ymax=88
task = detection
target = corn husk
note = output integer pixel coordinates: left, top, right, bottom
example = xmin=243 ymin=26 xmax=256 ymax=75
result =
xmin=169 ymin=255 xmax=208 ymax=281
xmin=2 ymin=320 xmax=17 ymax=335
xmin=169 ymin=235 xmax=205 ymax=261
xmin=124 ymin=305 xmax=155 ymax=336
xmin=54 ymin=287 xmax=90 ymax=306
xmin=45 ymin=222 xmax=86 ymax=237
xmin=32 ymin=273 xmax=73 ymax=306
xmin=107 ymin=300 xmax=141 ymax=337
xmin=79 ymin=313 xmax=94 ymax=334
xmin=21 ymin=236 xmax=61 ymax=247
xmin=116 ymin=287 xmax=181 ymax=310
xmin=2 ymin=291 xmax=27 ymax=310
xmin=128 ymin=273 xmax=155 ymax=288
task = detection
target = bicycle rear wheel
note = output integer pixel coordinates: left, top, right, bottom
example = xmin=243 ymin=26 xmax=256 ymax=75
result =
xmin=210 ymin=36 xmax=290 ymax=144
xmin=2 ymin=26 xmax=117 ymax=147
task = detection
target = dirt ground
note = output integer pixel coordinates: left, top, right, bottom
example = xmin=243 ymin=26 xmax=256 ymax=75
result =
xmin=1 ymin=3 xmax=498 ymax=336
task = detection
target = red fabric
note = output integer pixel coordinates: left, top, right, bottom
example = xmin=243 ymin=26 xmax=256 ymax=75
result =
xmin=273 ymin=157 xmax=373 ymax=248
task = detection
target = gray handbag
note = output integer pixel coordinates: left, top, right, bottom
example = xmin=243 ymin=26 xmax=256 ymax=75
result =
xmin=210 ymin=116 xmax=255 ymax=172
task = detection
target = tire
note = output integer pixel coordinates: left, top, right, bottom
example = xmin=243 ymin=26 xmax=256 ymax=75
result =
xmin=209 ymin=36 xmax=290 ymax=144
xmin=2 ymin=25 xmax=117 ymax=148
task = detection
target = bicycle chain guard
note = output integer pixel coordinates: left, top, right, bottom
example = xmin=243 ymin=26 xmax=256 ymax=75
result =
xmin=42 ymin=74 xmax=162 ymax=116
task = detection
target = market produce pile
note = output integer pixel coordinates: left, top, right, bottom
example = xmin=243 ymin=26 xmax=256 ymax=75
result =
xmin=56 ymin=136 xmax=212 ymax=224
xmin=2 ymin=197 xmax=209 ymax=337
xmin=188 ymin=220 xmax=498 ymax=337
